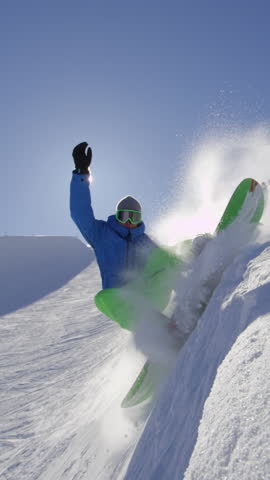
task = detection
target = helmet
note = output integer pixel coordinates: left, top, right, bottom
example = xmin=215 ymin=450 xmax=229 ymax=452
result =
xmin=116 ymin=196 xmax=142 ymax=225
xmin=116 ymin=195 xmax=142 ymax=212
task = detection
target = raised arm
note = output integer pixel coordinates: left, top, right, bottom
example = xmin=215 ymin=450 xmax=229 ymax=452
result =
xmin=70 ymin=142 xmax=98 ymax=248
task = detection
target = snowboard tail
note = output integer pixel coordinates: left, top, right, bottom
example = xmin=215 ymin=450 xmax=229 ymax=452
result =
xmin=121 ymin=361 xmax=154 ymax=408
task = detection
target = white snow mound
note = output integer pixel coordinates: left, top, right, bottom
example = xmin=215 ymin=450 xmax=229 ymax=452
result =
xmin=125 ymin=241 xmax=270 ymax=480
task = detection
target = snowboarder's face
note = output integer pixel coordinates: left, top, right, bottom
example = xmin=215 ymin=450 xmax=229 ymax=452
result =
xmin=115 ymin=209 xmax=142 ymax=228
xmin=117 ymin=219 xmax=138 ymax=229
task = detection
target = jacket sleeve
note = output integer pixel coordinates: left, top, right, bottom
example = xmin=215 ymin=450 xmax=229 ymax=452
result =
xmin=70 ymin=173 xmax=100 ymax=248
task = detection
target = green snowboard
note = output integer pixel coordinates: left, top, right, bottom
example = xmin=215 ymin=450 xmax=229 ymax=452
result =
xmin=121 ymin=178 xmax=265 ymax=408
xmin=215 ymin=178 xmax=264 ymax=233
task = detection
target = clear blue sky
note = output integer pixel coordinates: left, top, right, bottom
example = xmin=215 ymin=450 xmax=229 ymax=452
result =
xmin=1 ymin=0 xmax=270 ymax=236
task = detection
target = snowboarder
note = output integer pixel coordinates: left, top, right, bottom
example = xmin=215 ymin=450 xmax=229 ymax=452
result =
xmin=70 ymin=142 xmax=179 ymax=330
xmin=70 ymin=142 xmax=157 ymax=289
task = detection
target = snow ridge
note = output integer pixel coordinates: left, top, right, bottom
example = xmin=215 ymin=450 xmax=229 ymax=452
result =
xmin=125 ymin=241 xmax=270 ymax=480
xmin=0 ymin=236 xmax=93 ymax=315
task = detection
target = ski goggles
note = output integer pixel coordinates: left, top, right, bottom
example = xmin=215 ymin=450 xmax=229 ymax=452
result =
xmin=116 ymin=209 xmax=142 ymax=225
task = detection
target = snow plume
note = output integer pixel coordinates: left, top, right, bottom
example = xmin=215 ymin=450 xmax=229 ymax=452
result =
xmin=116 ymin=285 xmax=180 ymax=369
xmin=172 ymin=220 xmax=258 ymax=338
xmin=153 ymin=126 xmax=270 ymax=245
xmin=99 ymin=346 xmax=146 ymax=449
xmin=134 ymin=125 xmax=270 ymax=367
xmin=133 ymin=309 xmax=180 ymax=369
xmin=133 ymin=219 xmax=260 ymax=368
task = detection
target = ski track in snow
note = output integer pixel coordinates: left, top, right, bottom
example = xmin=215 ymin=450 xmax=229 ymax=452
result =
xmin=0 ymin=238 xmax=146 ymax=480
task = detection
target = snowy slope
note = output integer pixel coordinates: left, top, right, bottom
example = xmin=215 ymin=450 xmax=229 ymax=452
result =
xmin=0 ymin=237 xmax=146 ymax=480
xmin=124 ymin=240 xmax=270 ymax=480
xmin=2 ymin=230 xmax=270 ymax=480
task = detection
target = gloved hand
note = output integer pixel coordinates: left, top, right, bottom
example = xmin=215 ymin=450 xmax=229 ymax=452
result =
xmin=72 ymin=142 xmax=92 ymax=174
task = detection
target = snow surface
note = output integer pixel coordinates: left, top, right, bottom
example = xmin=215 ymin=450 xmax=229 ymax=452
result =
xmin=0 ymin=236 xmax=147 ymax=480
xmin=2 ymin=230 xmax=270 ymax=480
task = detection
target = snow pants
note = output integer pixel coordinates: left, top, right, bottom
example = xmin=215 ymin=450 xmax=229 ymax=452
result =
xmin=94 ymin=246 xmax=184 ymax=330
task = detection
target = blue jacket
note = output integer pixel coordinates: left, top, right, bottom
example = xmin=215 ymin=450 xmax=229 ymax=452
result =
xmin=70 ymin=173 xmax=156 ymax=289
